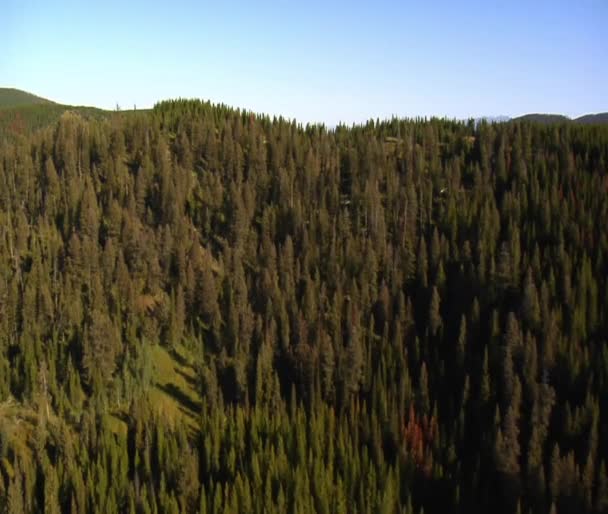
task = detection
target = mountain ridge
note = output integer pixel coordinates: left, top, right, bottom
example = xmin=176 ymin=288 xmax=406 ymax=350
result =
xmin=1 ymin=87 xmax=607 ymax=127
xmin=511 ymin=112 xmax=608 ymax=124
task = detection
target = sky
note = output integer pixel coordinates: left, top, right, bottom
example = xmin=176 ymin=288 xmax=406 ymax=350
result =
xmin=2 ymin=0 xmax=607 ymax=125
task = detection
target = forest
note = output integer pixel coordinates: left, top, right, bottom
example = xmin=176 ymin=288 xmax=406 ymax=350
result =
xmin=0 ymin=99 xmax=606 ymax=514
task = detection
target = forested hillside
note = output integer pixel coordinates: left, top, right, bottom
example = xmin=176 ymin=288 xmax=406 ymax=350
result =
xmin=0 ymin=89 xmax=54 ymax=109
xmin=0 ymin=100 xmax=607 ymax=514
xmin=0 ymin=89 xmax=115 ymax=141
xmin=512 ymin=113 xmax=608 ymax=125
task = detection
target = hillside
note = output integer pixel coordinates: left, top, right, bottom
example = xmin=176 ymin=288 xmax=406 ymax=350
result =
xmin=0 ymin=88 xmax=147 ymax=140
xmin=575 ymin=112 xmax=608 ymax=124
xmin=512 ymin=112 xmax=608 ymax=125
xmin=0 ymin=98 xmax=606 ymax=514
xmin=0 ymin=87 xmax=54 ymax=108
xmin=0 ymin=103 xmax=109 ymax=139
xmin=512 ymin=113 xmax=571 ymax=124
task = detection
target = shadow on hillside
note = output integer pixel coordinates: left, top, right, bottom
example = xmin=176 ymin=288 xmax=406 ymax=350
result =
xmin=113 ymin=410 xmax=131 ymax=425
xmin=175 ymin=367 xmax=199 ymax=390
xmin=157 ymin=382 xmax=201 ymax=416
xmin=170 ymin=348 xmax=196 ymax=372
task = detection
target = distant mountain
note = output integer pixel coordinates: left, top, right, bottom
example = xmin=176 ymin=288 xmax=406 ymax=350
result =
xmin=2 ymin=88 xmax=607 ymax=135
xmin=512 ymin=113 xmax=571 ymax=124
xmin=512 ymin=112 xmax=608 ymax=125
xmin=575 ymin=113 xmax=608 ymax=124
xmin=0 ymin=88 xmax=55 ymax=108
xmin=473 ymin=115 xmax=511 ymax=126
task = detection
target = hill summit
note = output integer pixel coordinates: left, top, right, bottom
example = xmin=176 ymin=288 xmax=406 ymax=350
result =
xmin=0 ymin=88 xmax=55 ymax=108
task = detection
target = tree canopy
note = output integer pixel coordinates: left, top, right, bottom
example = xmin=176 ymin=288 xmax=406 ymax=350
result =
xmin=0 ymin=100 xmax=607 ymax=514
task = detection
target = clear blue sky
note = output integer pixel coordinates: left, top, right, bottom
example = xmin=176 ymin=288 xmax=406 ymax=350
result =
xmin=3 ymin=0 xmax=607 ymax=124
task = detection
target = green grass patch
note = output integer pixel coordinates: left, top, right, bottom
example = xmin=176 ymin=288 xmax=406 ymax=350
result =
xmin=148 ymin=344 xmax=201 ymax=431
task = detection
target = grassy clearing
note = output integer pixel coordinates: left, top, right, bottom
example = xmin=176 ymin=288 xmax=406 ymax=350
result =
xmin=0 ymin=344 xmax=201 ymax=448
xmin=148 ymin=344 xmax=201 ymax=431
xmin=107 ymin=344 xmax=201 ymax=436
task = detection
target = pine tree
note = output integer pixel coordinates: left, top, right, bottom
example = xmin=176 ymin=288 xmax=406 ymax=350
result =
xmin=521 ymin=268 xmax=540 ymax=329
xmin=7 ymin=469 xmax=24 ymax=514
xmin=428 ymin=286 xmax=442 ymax=338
